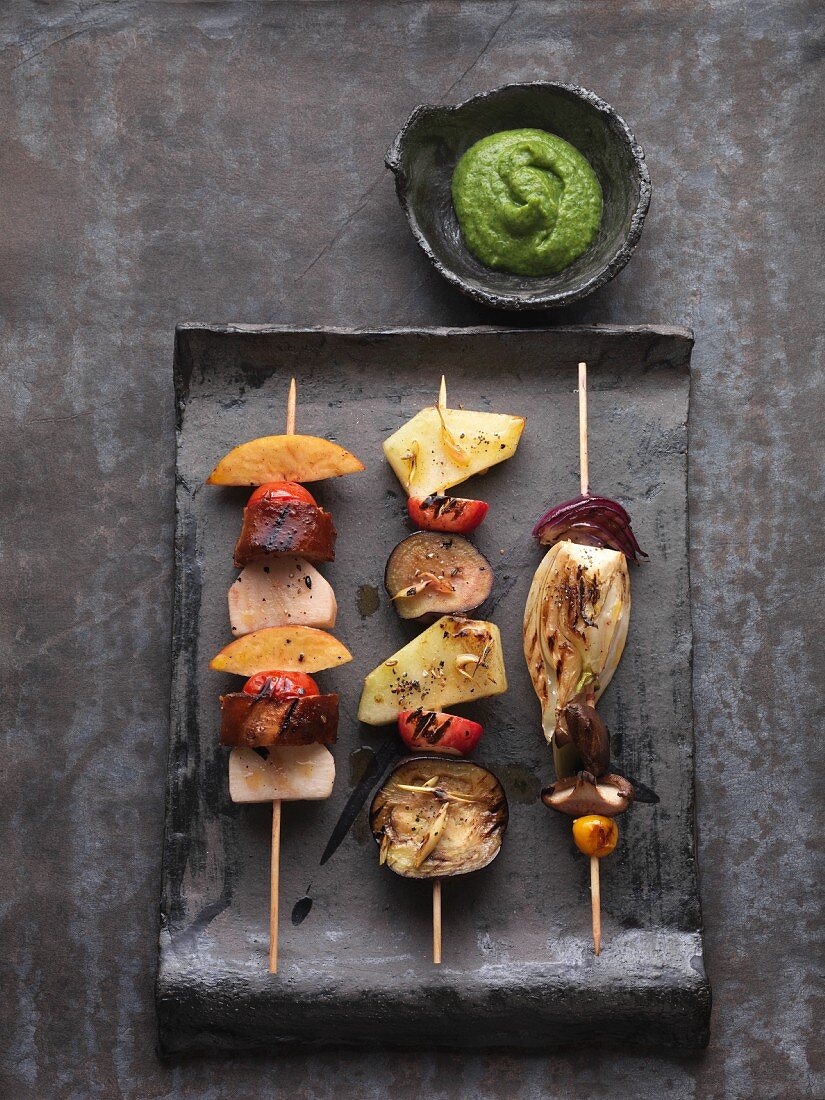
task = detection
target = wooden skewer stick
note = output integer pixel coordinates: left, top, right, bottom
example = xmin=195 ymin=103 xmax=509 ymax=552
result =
xmin=269 ymin=376 xmax=298 ymax=974
xmin=578 ymin=361 xmax=589 ymax=497
xmin=433 ymin=879 xmax=442 ymax=964
xmin=590 ymin=855 xmax=601 ymax=956
xmin=584 ymin=685 xmax=601 ymax=956
xmin=433 ymin=374 xmax=447 ymax=963
xmin=269 ymin=799 xmax=281 ymax=973
xmin=579 ymin=361 xmax=601 ymax=956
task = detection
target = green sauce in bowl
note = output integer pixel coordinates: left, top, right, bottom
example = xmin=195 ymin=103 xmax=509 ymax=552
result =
xmin=451 ymin=128 xmax=603 ymax=277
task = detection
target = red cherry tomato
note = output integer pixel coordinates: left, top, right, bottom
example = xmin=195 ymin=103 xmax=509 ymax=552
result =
xmin=397 ymin=709 xmax=483 ymax=756
xmin=407 ymin=494 xmax=489 ymax=534
xmin=242 ymin=670 xmax=320 ymax=698
xmin=248 ymin=481 xmax=317 ymax=508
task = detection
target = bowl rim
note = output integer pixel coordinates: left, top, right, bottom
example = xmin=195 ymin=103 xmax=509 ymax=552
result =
xmin=385 ymin=81 xmax=652 ymax=311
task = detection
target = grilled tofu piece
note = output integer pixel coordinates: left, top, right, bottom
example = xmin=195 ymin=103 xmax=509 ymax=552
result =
xmin=228 ymin=744 xmax=335 ymax=802
xmin=234 ymin=498 xmax=336 ymax=567
xmin=228 ymin=557 xmax=337 ymax=636
xmin=219 ymin=692 xmax=339 ymax=747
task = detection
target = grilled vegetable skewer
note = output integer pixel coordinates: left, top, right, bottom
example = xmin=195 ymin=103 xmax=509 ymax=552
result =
xmin=210 ymin=379 xmax=360 ymax=973
xmin=524 ymin=361 xmax=647 ymax=955
xmin=367 ymin=378 xmax=517 ymax=962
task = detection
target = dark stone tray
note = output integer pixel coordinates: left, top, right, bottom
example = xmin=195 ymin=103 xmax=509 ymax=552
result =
xmin=157 ymin=324 xmax=709 ymax=1054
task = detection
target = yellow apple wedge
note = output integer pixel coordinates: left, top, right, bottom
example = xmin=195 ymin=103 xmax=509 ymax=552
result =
xmin=207 ymin=433 xmax=364 ymax=486
xmin=210 ymin=625 xmax=352 ymax=676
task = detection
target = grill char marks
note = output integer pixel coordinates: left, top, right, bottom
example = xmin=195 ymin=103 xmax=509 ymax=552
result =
xmin=234 ymin=498 xmax=336 ymax=567
xmin=219 ymin=692 xmax=339 ymax=747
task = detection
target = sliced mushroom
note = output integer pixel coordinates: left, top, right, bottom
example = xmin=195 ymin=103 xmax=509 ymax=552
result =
xmin=560 ymin=702 xmax=611 ymax=777
xmin=370 ymin=756 xmax=508 ymax=879
xmin=541 ymin=771 xmax=635 ymax=817
xmin=384 ymin=532 xmax=493 ymax=621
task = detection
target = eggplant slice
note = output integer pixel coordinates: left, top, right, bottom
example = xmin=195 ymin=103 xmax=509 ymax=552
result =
xmin=384 ymin=532 xmax=493 ymax=621
xmin=370 ymin=756 xmax=508 ymax=879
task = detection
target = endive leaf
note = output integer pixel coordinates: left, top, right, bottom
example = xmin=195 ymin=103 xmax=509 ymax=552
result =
xmin=523 ymin=541 xmax=630 ymax=777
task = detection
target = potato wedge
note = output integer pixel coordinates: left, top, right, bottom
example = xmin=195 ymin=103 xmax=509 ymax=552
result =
xmin=211 ymin=625 xmax=352 ymax=676
xmin=207 ymin=433 xmax=364 ymax=486
xmin=358 ymin=615 xmax=507 ymax=725
xmin=383 ymin=406 xmax=524 ymax=498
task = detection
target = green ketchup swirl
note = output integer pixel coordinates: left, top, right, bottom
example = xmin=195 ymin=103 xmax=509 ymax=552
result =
xmin=451 ymin=128 xmax=603 ymax=277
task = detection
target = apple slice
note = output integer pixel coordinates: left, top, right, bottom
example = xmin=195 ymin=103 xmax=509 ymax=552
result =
xmin=228 ymin=745 xmax=335 ymax=802
xmin=207 ymin=433 xmax=364 ymax=485
xmin=211 ymin=625 xmax=352 ymax=676
xmin=228 ymin=557 xmax=337 ymax=636
xmin=358 ymin=615 xmax=507 ymax=726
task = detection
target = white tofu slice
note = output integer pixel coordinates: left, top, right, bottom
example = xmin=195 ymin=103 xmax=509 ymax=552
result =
xmin=228 ymin=745 xmax=336 ymax=803
xmin=228 ymin=556 xmax=337 ymax=636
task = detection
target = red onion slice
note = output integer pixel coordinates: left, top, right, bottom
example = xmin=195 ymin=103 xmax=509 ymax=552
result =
xmin=532 ymin=494 xmax=647 ymax=563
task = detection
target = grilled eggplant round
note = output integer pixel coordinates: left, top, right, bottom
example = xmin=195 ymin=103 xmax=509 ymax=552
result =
xmin=370 ymin=756 xmax=508 ymax=879
xmin=384 ymin=532 xmax=493 ymax=621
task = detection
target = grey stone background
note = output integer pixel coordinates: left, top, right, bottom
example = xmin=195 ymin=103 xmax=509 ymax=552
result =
xmin=0 ymin=1 xmax=821 ymax=1098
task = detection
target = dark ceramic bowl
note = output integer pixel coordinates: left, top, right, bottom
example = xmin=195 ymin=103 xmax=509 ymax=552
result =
xmin=386 ymin=82 xmax=651 ymax=310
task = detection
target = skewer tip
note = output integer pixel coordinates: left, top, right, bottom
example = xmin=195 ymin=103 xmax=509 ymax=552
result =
xmin=438 ymin=375 xmax=447 ymax=410
xmin=286 ymin=378 xmax=297 ymax=436
xmin=590 ymin=854 xmax=601 ymax=956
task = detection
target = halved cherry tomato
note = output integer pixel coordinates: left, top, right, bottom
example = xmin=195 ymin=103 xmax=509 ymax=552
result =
xmin=398 ymin=708 xmax=483 ymax=756
xmin=242 ymin=670 xmax=320 ymax=698
xmin=407 ymin=494 xmax=489 ymax=534
xmin=248 ymin=481 xmax=317 ymax=508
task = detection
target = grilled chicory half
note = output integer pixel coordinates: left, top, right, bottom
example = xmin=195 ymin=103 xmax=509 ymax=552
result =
xmin=523 ymin=541 xmax=630 ymax=777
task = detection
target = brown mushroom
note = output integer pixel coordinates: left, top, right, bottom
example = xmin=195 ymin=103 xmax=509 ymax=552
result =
xmin=560 ymin=701 xmax=611 ymax=776
xmin=541 ymin=771 xmax=635 ymax=817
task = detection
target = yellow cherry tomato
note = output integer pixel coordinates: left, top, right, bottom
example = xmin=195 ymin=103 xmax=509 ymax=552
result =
xmin=572 ymin=814 xmax=618 ymax=858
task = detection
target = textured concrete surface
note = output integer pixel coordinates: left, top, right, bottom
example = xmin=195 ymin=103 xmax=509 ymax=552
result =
xmin=0 ymin=1 xmax=821 ymax=1097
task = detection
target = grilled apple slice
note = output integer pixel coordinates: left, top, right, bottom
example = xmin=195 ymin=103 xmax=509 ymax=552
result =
xmin=211 ymin=625 xmax=352 ymax=676
xmin=229 ymin=744 xmax=335 ymax=802
xmin=207 ymin=433 xmax=364 ymax=486
xmin=370 ymin=756 xmax=508 ymax=878
xmin=357 ymin=615 xmax=507 ymax=725
xmin=383 ymin=405 xmax=524 ymax=498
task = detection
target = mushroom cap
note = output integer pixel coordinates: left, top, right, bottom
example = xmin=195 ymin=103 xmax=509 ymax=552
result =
xmin=541 ymin=771 xmax=634 ymax=817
